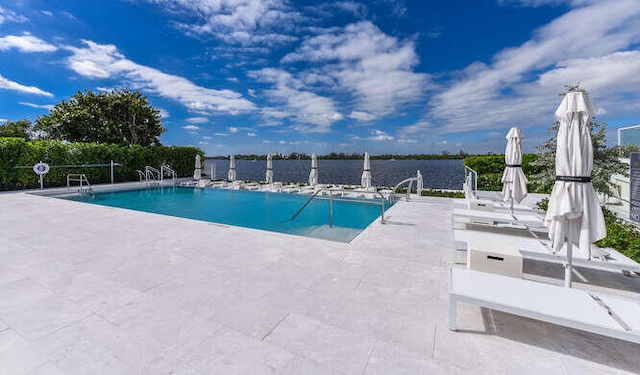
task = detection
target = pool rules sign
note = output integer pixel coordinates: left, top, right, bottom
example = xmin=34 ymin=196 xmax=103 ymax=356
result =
xmin=630 ymin=152 xmax=640 ymax=223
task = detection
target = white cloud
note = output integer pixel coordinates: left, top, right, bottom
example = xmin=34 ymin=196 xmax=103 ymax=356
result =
xmin=248 ymin=68 xmax=343 ymax=132
xmin=538 ymin=51 xmax=640 ymax=92
xmin=228 ymin=126 xmax=239 ymax=133
xmin=182 ymin=125 xmax=200 ymax=131
xmin=0 ymin=74 xmax=53 ymax=97
xmin=65 ymin=40 xmax=255 ymax=115
xmin=202 ymin=135 xmax=213 ymax=139
xmin=145 ymin=0 xmax=302 ymax=46
xmin=348 ymin=110 xmax=376 ymax=122
xmin=0 ymin=33 xmax=57 ymax=52
xmin=18 ymin=102 xmax=54 ymax=110
xmin=397 ymin=120 xmax=434 ymax=140
xmin=214 ymin=132 xmax=228 ymax=136
xmin=158 ymin=108 xmax=170 ymax=118
xmin=0 ymin=6 xmax=26 ymax=25
xmin=40 ymin=10 xmax=53 ymax=17
xmin=0 ymin=118 xmax=7 ymax=123
xmin=426 ymin=0 xmax=640 ymax=135
xmin=247 ymin=132 xmax=256 ymax=137
xmin=262 ymin=140 xmax=271 ymax=144
xmin=61 ymin=11 xmax=76 ymax=20
xmin=426 ymin=29 xmax=442 ymax=39
xmin=397 ymin=138 xmax=417 ymax=143
xmin=352 ymin=129 xmax=394 ymax=141
xmin=282 ymin=21 xmax=431 ymax=118
xmin=186 ymin=116 xmax=209 ymax=123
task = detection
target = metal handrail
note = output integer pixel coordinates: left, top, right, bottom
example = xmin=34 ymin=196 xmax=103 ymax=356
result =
xmin=144 ymin=166 xmax=161 ymax=185
xmin=464 ymin=166 xmax=478 ymax=196
xmin=160 ymin=164 xmax=177 ymax=184
xmin=286 ymin=187 xmax=386 ymax=227
xmin=136 ymin=170 xmax=146 ymax=182
xmin=392 ymin=177 xmax=419 ymax=201
xmin=67 ymin=173 xmax=94 ymax=196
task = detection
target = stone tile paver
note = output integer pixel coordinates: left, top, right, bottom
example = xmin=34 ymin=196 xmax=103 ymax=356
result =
xmin=266 ymin=313 xmax=376 ymax=375
xmin=0 ymin=191 xmax=638 ymax=374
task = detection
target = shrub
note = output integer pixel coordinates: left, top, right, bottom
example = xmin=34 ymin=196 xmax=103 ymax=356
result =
xmin=596 ymin=208 xmax=640 ymax=263
xmin=463 ymin=154 xmax=546 ymax=193
xmin=421 ymin=189 xmax=465 ymax=198
xmin=0 ymin=137 xmax=203 ymax=190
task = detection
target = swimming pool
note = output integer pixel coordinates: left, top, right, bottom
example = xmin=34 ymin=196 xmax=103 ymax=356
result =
xmin=60 ymin=187 xmax=392 ymax=242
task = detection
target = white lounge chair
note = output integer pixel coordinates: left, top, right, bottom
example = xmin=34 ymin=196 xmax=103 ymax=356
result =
xmin=452 ymin=207 xmax=545 ymax=229
xmin=453 ymin=198 xmax=537 ymax=213
xmin=240 ymin=182 xmax=261 ymax=191
xmin=454 ymin=230 xmax=640 ymax=275
xmin=458 ymin=177 xmax=536 ymax=212
xmin=449 ymin=267 xmax=640 ymax=344
xmin=208 ymin=180 xmax=228 ymax=188
xmin=280 ymin=184 xmax=300 ymax=193
xmin=195 ymin=179 xmax=211 ymax=188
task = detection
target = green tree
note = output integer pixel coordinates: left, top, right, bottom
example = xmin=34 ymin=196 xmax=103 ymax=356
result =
xmin=0 ymin=119 xmax=32 ymax=139
xmin=531 ymin=85 xmax=639 ymax=195
xmin=35 ymin=89 xmax=165 ymax=146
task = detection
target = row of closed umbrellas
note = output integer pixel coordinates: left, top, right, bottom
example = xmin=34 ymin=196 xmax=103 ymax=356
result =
xmin=502 ymin=91 xmax=605 ymax=287
xmin=199 ymin=152 xmax=376 ymax=188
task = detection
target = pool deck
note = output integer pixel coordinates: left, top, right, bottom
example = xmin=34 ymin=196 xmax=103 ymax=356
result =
xmin=1 ymin=190 xmax=640 ymax=374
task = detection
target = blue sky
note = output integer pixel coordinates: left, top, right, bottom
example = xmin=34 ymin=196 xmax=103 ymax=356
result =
xmin=1 ymin=0 xmax=640 ymax=156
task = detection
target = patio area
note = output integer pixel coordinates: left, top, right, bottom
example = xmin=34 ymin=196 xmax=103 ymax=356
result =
xmin=1 ymin=191 xmax=640 ymax=374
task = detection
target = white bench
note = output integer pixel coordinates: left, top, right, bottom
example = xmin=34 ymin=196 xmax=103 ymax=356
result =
xmin=449 ymin=267 xmax=640 ymax=344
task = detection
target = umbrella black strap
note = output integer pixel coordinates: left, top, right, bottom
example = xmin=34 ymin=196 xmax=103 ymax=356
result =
xmin=506 ymin=164 xmax=521 ymax=167
xmin=556 ymin=175 xmax=591 ymax=182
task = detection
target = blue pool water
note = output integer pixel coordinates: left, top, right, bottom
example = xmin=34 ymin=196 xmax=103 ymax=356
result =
xmin=62 ymin=187 xmax=392 ymax=242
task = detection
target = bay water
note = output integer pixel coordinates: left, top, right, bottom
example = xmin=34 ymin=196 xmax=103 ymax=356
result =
xmin=203 ymin=159 xmax=464 ymax=190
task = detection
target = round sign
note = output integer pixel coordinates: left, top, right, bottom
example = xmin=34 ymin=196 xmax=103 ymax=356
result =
xmin=33 ymin=162 xmax=50 ymax=175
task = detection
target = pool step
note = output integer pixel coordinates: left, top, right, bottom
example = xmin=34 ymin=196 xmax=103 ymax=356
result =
xmin=301 ymin=225 xmax=361 ymax=242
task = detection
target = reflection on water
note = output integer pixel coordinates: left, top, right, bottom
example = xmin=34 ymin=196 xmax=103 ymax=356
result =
xmin=203 ymin=159 xmax=464 ymax=190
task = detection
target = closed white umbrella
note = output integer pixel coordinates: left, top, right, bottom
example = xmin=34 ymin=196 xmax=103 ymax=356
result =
xmin=416 ymin=170 xmax=423 ymax=196
xmin=266 ymin=154 xmax=273 ymax=184
xmin=193 ymin=154 xmax=202 ymax=180
xmin=228 ymin=154 xmax=236 ymax=181
xmin=308 ymin=153 xmax=318 ymax=186
xmin=544 ymin=91 xmax=606 ymax=287
xmin=361 ymin=152 xmax=372 ymax=188
xmin=501 ymin=127 xmax=528 ymax=214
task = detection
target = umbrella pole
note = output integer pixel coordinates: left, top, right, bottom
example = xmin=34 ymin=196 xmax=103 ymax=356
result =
xmin=510 ymin=197 xmax=514 ymax=215
xmin=564 ymin=218 xmax=573 ymax=288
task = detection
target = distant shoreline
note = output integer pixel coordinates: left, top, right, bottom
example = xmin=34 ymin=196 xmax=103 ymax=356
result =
xmin=205 ymin=154 xmax=471 ymax=161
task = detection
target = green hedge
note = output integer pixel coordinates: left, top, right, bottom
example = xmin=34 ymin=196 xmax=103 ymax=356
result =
xmin=463 ymin=154 xmax=546 ymax=193
xmin=597 ymin=209 xmax=640 ymax=263
xmin=0 ymin=137 xmax=203 ymax=190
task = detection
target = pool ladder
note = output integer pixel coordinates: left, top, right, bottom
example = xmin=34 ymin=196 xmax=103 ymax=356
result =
xmin=160 ymin=164 xmax=177 ymax=185
xmin=286 ymin=188 xmax=386 ymax=227
xmin=137 ymin=165 xmax=178 ymax=187
xmin=67 ymin=174 xmax=95 ymax=197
